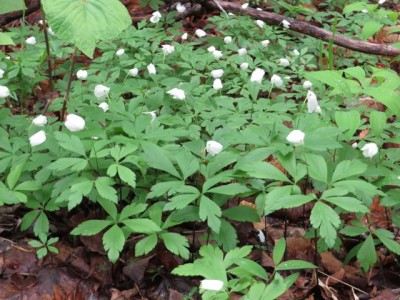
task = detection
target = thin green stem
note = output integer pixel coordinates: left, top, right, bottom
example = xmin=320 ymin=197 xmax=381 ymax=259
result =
xmin=59 ymin=47 xmax=78 ymax=128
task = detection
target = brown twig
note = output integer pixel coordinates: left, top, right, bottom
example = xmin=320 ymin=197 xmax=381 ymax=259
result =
xmin=204 ymin=1 xmax=400 ymax=57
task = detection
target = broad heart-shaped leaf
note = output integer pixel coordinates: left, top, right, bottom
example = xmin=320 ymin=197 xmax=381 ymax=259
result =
xmin=103 ymin=224 xmax=125 ymax=263
xmin=160 ymin=232 xmax=190 ymax=259
xmin=0 ymin=0 xmax=25 ymax=14
xmin=199 ymin=196 xmax=222 ymax=233
xmin=357 ymin=235 xmax=377 ymax=272
xmin=310 ymin=202 xmax=340 ymax=248
xmin=331 ymin=160 xmax=367 ymax=183
xmin=41 ymin=0 xmax=131 ymax=58
xmin=135 ymin=234 xmax=158 ymax=257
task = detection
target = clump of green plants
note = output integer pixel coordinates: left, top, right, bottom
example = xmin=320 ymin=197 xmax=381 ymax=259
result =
xmin=1 ymin=0 xmax=400 ymax=298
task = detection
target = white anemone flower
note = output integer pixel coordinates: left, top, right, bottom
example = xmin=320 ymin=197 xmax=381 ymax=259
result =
xmin=98 ymin=102 xmax=109 ymax=112
xmin=286 ymin=130 xmax=305 ymax=146
xmin=77 ymin=70 xmax=88 ymax=80
xmin=224 ymin=36 xmax=232 ymax=44
xmin=282 ymin=20 xmax=291 ymax=28
xmin=240 ymin=62 xmax=249 ymax=70
xmin=167 ymin=88 xmax=186 ymax=100
xmin=205 ymin=141 xmax=223 ymax=156
xmin=211 ymin=69 xmax=224 ymax=79
xmin=306 ymin=90 xmax=321 ymax=113
xmin=94 ymin=84 xmax=110 ymax=99
xmin=116 ymin=49 xmax=125 ymax=56
xmin=212 ymin=50 xmax=223 ymax=60
xmin=128 ymin=68 xmax=139 ymax=77
xmin=361 ymin=143 xmax=378 ymax=158
xmin=26 ymin=36 xmax=36 ymax=45
xmin=32 ymin=115 xmax=47 ymax=127
xmin=150 ymin=11 xmax=162 ymax=23
xmin=29 ymin=130 xmax=46 ymax=147
xmin=176 ymin=2 xmax=186 ymax=12
xmin=250 ymin=68 xmax=265 ymax=84
xmin=213 ymin=79 xmax=223 ymax=90
xmin=143 ymin=111 xmax=157 ymax=122
xmin=270 ymin=74 xmax=283 ymax=87
xmin=256 ymin=20 xmax=265 ymax=28
xmin=279 ymin=58 xmax=290 ymax=67
xmin=195 ymin=29 xmax=207 ymax=38
xmin=303 ymin=80 xmax=312 ymax=89
xmin=0 ymin=86 xmax=11 ymax=98
xmin=238 ymin=48 xmax=247 ymax=56
xmin=65 ymin=114 xmax=85 ymax=132
xmin=147 ymin=63 xmax=156 ymax=75
xmin=200 ymin=279 xmax=224 ymax=291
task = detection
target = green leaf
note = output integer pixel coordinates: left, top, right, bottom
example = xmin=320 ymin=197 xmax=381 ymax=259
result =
xmin=324 ymin=197 xmax=369 ymax=213
xmin=364 ymin=89 xmax=400 ymax=118
xmin=29 ymin=240 xmax=44 ymax=248
xmin=48 ymin=158 xmax=88 ymax=172
xmin=36 ymin=248 xmax=48 ymax=259
xmin=176 ymin=149 xmax=199 ymax=180
xmin=224 ymin=245 xmax=253 ymax=268
xmin=54 ymin=132 xmax=86 ymax=157
xmin=361 ymin=20 xmax=383 ymax=40
xmin=340 ymin=223 xmax=368 ymax=237
xmin=331 ymin=160 xmax=367 ymax=183
xmin=262 ymin=273 xmax=299 ymax=300
xmin=95 ymin=177 xmax=118 ymax=203
xmin=119 ymin=203 xmax=147 ymax=221
xmin=160 ymin=232 xmax=190 ymax=259
xmin=240 ymin=162 xmax=290 ymax=182
xmin=122 ymin=219 xmax=161 ymax=234
xmin=147 ymin=181 xmax=185 ymax=198
xmin=97 ymin=197 xmax=118 ymax=220
xmin=164 ymin=193 xmax=199 ymax=211
xmin=357 ymin=235 xmax=377 ymax=272
xmin=7 ymin=164 xmax=23 ymax=190
xmin=335 ymin=111 xmax=360 ymax=139
xmin=303 ymin=154 xmax=328 ymax=183
xmin=275 ymin=260 xmax=317 ymax=271
xmin=374 ymin=229 xmax=400 ymax=255
xmin=310 ymin=202 xmax=340 ymax=248
xmin=370 ymin=111 xmax=386 ymax=137
xmin=117 ymin=165 xmax=136 ymax=188
xmin=21 ymin=210 xmax=40 ymax=231
xmin=135 ymin=234 xmax=158 ymax=256
xmin=0 ymin=0 xmax=26 ymax=14
xmin=0 ymin=32 xmax=15 ymax=46
xmin=33 ymin=212 xmax=49 ymax=237
xmin=41 ymin=0 xmax=131 ymax=58
xmin=234 ymin=258 xmax=269 ymax=281
xmin=70 ymin=220 xmax=112 ymax=235
xmin=266 ymin=194 xmax=316 ymax=214
xmin=199 ymin=196 xmax=222 ymax=233
xmin=207 ymin=183 xmax=250 ymax=196
xmin=213 ymin=220 xmax=239 ymax=252
xmin=273 ymin=238 xmax=286 ymax=265
xmin=141 ymin=142 xmax=181 ymax=178
xmin=222 ymin=206 xmax=260 ymax=222
xmin=103 ymin=225 xmax=125 ymax=263
xmin=15 ymin=181 xmax=40 ymax=191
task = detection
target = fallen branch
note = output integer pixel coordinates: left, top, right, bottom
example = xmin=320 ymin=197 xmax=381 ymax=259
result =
xmin=204 ymin=0 xmax=400 ymax=57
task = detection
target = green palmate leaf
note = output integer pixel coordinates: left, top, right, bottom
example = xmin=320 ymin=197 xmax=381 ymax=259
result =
xmin=331 ymin=160 xmax=367 ymax=183
xmin=147 ymin=181 xmax=185 ymax=198
xmin=213 ymin=219 xmax=239 ymax=252
xmin=245 ymin=282 xmax=267 ymax=300
xmin=374 ymin=229 xmax=400 ymax=255
xmin=122 ymin=219 xmax=161 ymax=234
xmin=222 ymin=206 xmax=260 ymax=222
xmin=141 ymin=142 xmax=181 ymax=178
xmin=164 ymin=193 xmax=199 ymax=211
xmin=48 ymin=158 xmax=88 ymax=172
xmin=233 ymin=258 xmax=269 ymax=281
xmin=199 ymin=196 xmax=222 ymax=233
xmin=224 ymin=245 xmax=252 ymax=268
xmin=176 ymin=149 xmax=199 ymax=180
xmin=117 ymin=165 xmax=136 ymax=188
xmin=14 ymin=181 xmax=40 ymax=191
xmin=240 ymin=162 xmax=290 ymax=182
xmin=303 ymin=154 xmax=328 ymax=183
xmin=160 ymin=232 xmax=190 ymax=259
xmin=262 ymin=273 xmax=299 ymax=300
xmin=310 ymin=202 xmax=340 ymax=248
xmin=33 ymin=212 xmax=49 ymax=237
xmin=266 ymin=194 xmax=316 ymax=214
xmin=41 ymin=0 xmax=131 ymax=58
xmin=95 ymin=177 xmax=118 ymax=203
xmin=103 ymin=225 xmax=125 ymax=263
xmin=135 ymin=234 xmax=158 ymax=256
xmin=335 ymin=111 xmax=360 ymax=139
xmin=21 ymin=210 xmax=40 ymax=231
xmin=207 ymin=183 xmax=250 ymax=196
xmin=273 ymin=238 xmax=286 ymax=265
xmin=275 ymin=260 xmax=317 ymax=271
xmin=70 ymin=220 xmax=112 ymax=235
xmin=119 ymin=203 xmax=147 ymax=221
xmin=54 ymin=132 xmax=86 ymax=157
xmin=7 ymin=164 xmax=23 ymax=190
xmin=370 ymin=111 xmax=386 ymax=137
xmin=324 ymin=197 xmax=369 ymax=213
xmin=357 ymin=235 xmax=377 ymax=272
xmin=0 ymin=32 xmax=15 ymax=46
xmin=0 ymin=0 xmax=26 ymax=14
xmin=97 ymin=197 xmax=118 ymax=220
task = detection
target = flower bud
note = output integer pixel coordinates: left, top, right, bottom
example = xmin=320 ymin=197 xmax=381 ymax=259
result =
xmin=147 ymin=63 xmax=156 ymax=75
xmin=250 ymin=68 xmax=265 ymax=84
xmin=65 ymin=114 xmax=85 ymax=132
xmin=211 ymin=69 xmax=224 ymax=79
xmin=361 ymin=143 xmax=378 ymax=158
xmin=286 ymin=130 xmax=305 ymax=146
xmin=128 ymin=68 xmax=138 ymax=77
xmin=0 ymin=86 xmax=10 ymax=98
xmin=200 ymin=279 xmax=224 ymax=291
xmin=77 ymin=70 xmax=88 ymax=80
xmin=94 ymin=84 xmax=110 ymax=99
xmin=98 ymin=102 xmax=109 ymax=112
xmin=32 ymin=115 xmax=47 ymax=127
xmin=167 ymin=88 xmax=185 ymax=100
xmin=26 ymin=36 xmax=36 ymax=45
xmin=195 ymin=29 xmax=207 ymax=38
xmin=29 ymin=130 xmax=46 ymax=147
xmin=213 ymin=79 xmax=223 ymax=90
xmin=205 ymin=141 xmax=223 ymax=156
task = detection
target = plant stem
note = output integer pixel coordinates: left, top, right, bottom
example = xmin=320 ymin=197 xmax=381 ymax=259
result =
xmin=59 ymin=47 xmax=78 ymax=127
xmin=40 ymin=2 xmax=53 ymax=94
